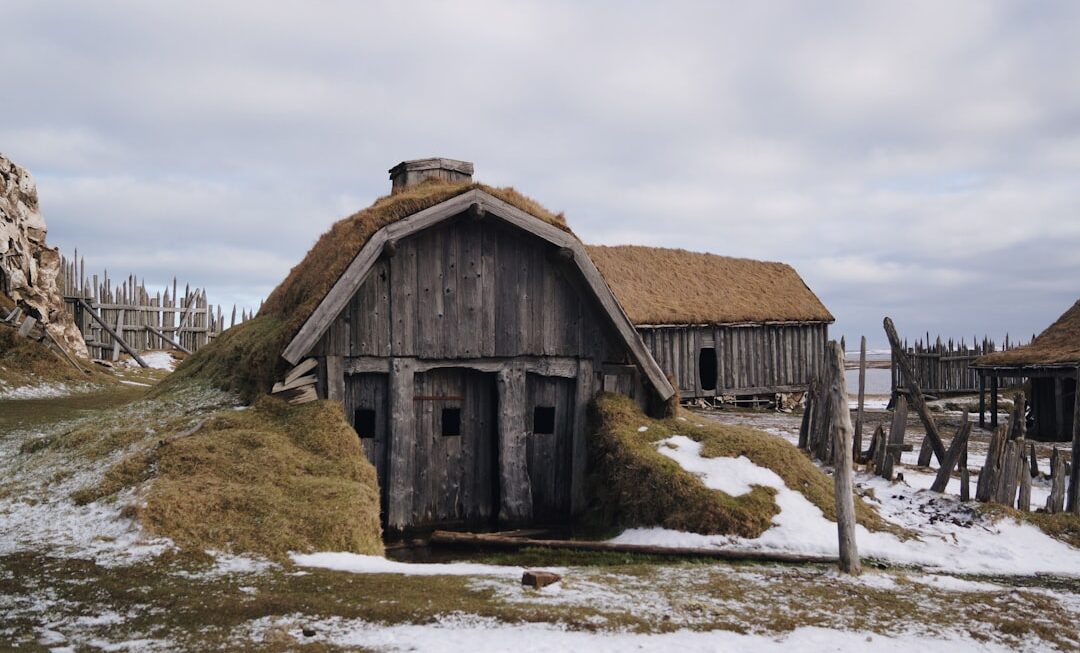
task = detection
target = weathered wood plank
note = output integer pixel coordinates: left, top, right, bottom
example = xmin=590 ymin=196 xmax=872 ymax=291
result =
xmin=883 ymin=317 xmax=945 ymax=465
xmin=497 ymin=365 xmax=532 ymax=524
xmin=386 ymin=357 xmax=416 ymax=531
xmin=826 ymin=341 xmax=860 ymax=575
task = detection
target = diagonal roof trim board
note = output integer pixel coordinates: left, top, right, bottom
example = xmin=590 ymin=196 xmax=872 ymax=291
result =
xmin=282 ymin=189 xmax=675 ymax=400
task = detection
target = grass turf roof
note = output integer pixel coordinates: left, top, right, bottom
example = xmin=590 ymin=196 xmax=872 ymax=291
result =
xmin=168 ymin=179 xmax=570 ymax=399
xmin=976 ymin=299 xmax=1080 ymax=367
xmin=586 ymin=244 xmax=834 ymax=326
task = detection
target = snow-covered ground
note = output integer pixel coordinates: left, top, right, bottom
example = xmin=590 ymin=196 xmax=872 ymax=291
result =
xmin=0 ymin=379 xmax=97 ymax=400
xmin=121 ymin=350 xmax=179 ymax=371
xmin=244 ymin=614 xmax=1025 ymax=653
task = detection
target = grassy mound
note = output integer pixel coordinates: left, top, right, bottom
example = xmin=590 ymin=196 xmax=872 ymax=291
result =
xmin=586 ymin=393 xmax=892 ymax=537
xmin=0 ymin=324 xmax=114 ymax=389
xmin=169 ymin=179 xmax=570 ymax=401
xmin=78 ymin=392 xmax=383 ymax=559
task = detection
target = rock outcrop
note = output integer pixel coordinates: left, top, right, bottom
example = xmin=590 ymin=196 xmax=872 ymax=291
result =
xmin=1 ymin=154 xmax=88 ymax=358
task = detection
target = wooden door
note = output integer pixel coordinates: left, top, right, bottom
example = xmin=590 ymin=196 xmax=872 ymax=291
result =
xmin=412 ymin=367 xmax=498 ymax=528
xmin=344 ymin=373 xmax=390 ymax=519
xmin=525 ymin=373 xmax=575 ymax=521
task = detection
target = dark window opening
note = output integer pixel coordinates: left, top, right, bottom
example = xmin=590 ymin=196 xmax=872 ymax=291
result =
xmin=533 ymin=406 xmax=556 ymax=434
xmin=699 ymin=347 xmax=718 ymax=391
xmin=354 ymin=408 xmax=377 ymax=439
xmin=441 ymin=407 xmax=461 ymax=436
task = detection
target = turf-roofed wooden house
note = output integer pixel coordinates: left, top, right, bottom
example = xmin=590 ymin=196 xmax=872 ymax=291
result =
xmin=973 ymin=299 xmax=1080 ymax=442
xmin=275 ymin=159 xmax=674 ymax=534
xmin=587 ymin=245 xmax=834 ymax=406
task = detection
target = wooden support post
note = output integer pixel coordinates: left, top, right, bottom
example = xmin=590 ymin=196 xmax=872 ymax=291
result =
xmin=497 ymin=365 xmax=533 ymax=525
xmin=1047 ymin=447 xmax=1066 ymax=513
xmin=1018 ymin=454 xmax=1032 ymax=512
xmin=1029 ymin=442 xmax=1039 ymax=478
xmin=386 ymin=357 xmax=416 ymax=532
xmin=990 ymin=375 xmax=999 ymax=429
xmin=871 ymin=424 xmax=888 ymax=476
xmin=798 ymin=380 xmax=815 ymax=450
xmin=325 ymin=355 xmax=344 ymax=402
xmin=976 ymin=425 xmax=1007 ymax=503
xmin=570 ymin=358 xmax=593 ymax=515
xmin=978 ymin=372 xmax=986 ymax=428
xmin=883 ymin=317 xmax=946 ymax=465
xmin=930 ymin=413 xmax=972 ymax=493
xmin=959 ymin=442 xmax=970 ymax=502
xmin=825 ymin=341 xmax=860 ymax=575
xmin=854 ymin=336 xmax=867 ymax=460
xmin=144 ymin=325 xmax=191 ymax=355
xmin=77 ymin=299 xmax=147 ymax=367
xmin=882 ymin=395 xmax=908 ymax=480
xmin=112 ymin=309 xmax=125 ymax=362
xmin=1068 ymin=367 xmax=1080 ymax=514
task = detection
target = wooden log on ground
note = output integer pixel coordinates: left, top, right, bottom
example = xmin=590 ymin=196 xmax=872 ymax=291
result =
xmin=854 ymin=335 xmax=867 ymax=460
xmin=883 ymin=317 xmax=946 ymax=465
xmin=826 ymin=340 xmax=860 ymax=575
xmin=930 ymin=413 xmax=972 ymax=493
xmin=1069 ymin=367 xmax=1080 ymax=514
xmin=1047 ymin=447 xmax=1066 ymax=513
xmin=429 ymin=531 xmax=840 ymax=565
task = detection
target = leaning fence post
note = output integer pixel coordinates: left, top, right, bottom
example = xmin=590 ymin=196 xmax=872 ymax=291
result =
xmin=854 ymin=335 xmax=867 ymax=461
xmin=826 ymin=340 xmax=860 ymax=575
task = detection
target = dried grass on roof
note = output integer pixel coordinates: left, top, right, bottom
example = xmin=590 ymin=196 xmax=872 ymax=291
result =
xmin=976 ymin=299 xmax=1080 ymax=367
xmin=173 ymin=179 xmax=568 ymax=397
xmin=586 ymin=245 xmax=833 ymax=326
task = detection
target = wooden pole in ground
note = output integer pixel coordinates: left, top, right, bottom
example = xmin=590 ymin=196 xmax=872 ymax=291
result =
xmin=826 ymin=340 xmax=860 ymax=575
xmin=854 ymin=335 xmax=867 ymax=460
xmin=930 ymin=413 xmax=972 ymax=493
xmin=1068 ymin=366 xmax=1080 ymax=514
xmin=77 ymin=298 xmax=147 ymax=367
xmin=883 ymin=317 xmax=946 ymax=465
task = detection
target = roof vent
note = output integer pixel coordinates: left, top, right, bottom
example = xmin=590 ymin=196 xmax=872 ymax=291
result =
xmin=388 ymin=158 xmax=474 ymax=192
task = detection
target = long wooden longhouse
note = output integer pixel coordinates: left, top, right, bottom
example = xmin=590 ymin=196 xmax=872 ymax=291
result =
xmin=588 ymin=245 xmax=834 ymax=403
xmin=277 ymin=159 xmax=673 ymax=534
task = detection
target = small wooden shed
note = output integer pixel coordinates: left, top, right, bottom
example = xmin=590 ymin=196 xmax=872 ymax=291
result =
xmin=587 ymin=245 xmax=834 ymax=404
xmin=973 ymin=299 xmax=1080 ymax=441
xmin=278 ymin=159 xmax=673 ymax=534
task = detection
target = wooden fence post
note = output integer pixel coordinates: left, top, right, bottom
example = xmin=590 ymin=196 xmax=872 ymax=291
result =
xmin=1068 ymin=366 xmax=1080 ymax=514
xmin=826 ymin=340 xmax=860 ymax=575
xmin=854 ymin=335 xmax=866 ymax=461
xmin=883 ymin=317 xmax=946 ymax=465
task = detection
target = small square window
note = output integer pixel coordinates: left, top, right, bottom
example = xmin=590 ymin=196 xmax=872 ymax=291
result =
xmin=441 ymin=407 xmax=461 ymax=436
xmin=533 ymin=406 xmax=556 ymax=434
xmin=354 ymin=408 xmax=377 ymax=439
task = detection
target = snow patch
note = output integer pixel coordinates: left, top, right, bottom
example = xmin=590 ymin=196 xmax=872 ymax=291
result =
xmin=290 ymin=552 xmax=550 ymax=578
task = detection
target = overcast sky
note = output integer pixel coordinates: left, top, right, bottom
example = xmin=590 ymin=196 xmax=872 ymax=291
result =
xmin=3 ymin=1 xmax=1078 ymax=349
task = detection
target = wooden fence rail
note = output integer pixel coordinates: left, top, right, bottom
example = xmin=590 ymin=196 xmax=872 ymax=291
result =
xmin=58 ymin=251 xmax=254 ymax=361
xmin=890 ymin=334 xmax=1025 ymax=398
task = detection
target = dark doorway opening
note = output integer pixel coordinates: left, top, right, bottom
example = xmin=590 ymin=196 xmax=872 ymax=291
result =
xmin=441 ymin=407 xmax=462 ymax=436
xmin=699 ymin=347 xmax=718 ymax=391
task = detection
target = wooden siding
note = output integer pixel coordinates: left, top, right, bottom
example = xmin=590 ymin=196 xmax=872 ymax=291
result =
xmin=640 ymin=323 xmax=829 ymax=398
xmin=343 ymin=373 xmax=390 ymax=517
xmin=314 ymin=217 xmax=623 ymax=364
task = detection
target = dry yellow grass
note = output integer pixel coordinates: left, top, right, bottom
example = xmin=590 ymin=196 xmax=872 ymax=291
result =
xmin=0 ymin=323 xmax=114 ymax=388
xmin=587 ymin=244 xmax=834 ymax=325
xmin=585 ymin=393 xmax=896 ymax=538
xmin=977 ymin=299 xmax=1080 ymax=366
xmin=79 ymin=395 xmax=383 ymax=559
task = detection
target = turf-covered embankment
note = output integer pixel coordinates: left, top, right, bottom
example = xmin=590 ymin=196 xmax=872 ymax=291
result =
xmin=76 ymin=390 xmax=384 ymax=559
xmin=586 ymin=393 xmax=893 ymax=537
